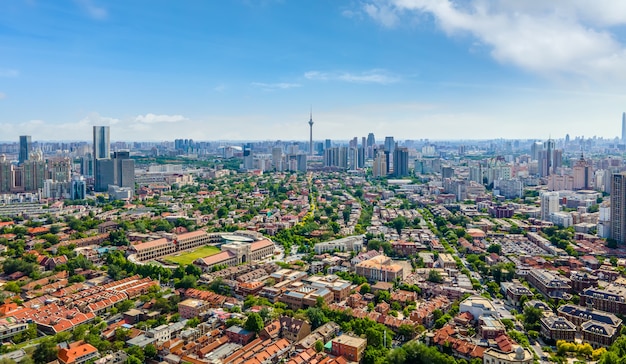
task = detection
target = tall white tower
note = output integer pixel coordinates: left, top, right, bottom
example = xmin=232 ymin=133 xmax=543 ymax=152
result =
xmin=308 ymin=108 xmax=314 ymax=156
xmin=621 ymin=112 xmax=626 ymax=142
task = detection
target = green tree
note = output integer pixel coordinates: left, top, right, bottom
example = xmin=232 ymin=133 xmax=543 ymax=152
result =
xmin=144 ymin=344 xmax=157 ymax=359
xmin=314 ymin=340 xmax=324 ymax=353
xmin=523 ymin=305 xmax=543 ymax=332
xmin=33 ymin=339 xmax=57 ymax=364
xmin=244 ymin=312 xmax=264 ymax=334
xmin=360 ymin=283 xmax=371 ymax=295
xmin=427 ymin=270 xmax=443 ymax=283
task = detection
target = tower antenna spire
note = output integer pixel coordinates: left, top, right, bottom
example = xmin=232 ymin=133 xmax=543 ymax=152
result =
xmin=308 ymin=106 xmax=314 ymax=156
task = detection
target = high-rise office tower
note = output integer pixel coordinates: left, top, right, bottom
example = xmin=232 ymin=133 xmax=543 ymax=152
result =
xmin=93 ymin=126 xmax=110 ymax=191
xmin=393 ymin=147 xmax=409 ymax=177
xmin=112 ymin=151 xmax=133 ymax=189
xmin=537 ymin=138 xmax=561 ymax=177
xmin=622 ymin=112 xmax=626 ymax=142
xmin=367 ymin=133 xmax=376 ymax=159
xmin=325 ymin=139 xmax=332 ymax=150
xmin=611 ymin=172 xmax=626 ymax=244
xmin=308 ymin=109 xmax=314 ymax=156
xmin=243 ymin=143 xmax=253 ymax=170
xmin=384 ymin=137 xmax=395 ymax=173
xmin=19 ymin=135 xmax=31 ymax=165
xmin=96 ymin=151 xmax=135 ymax=192
xmin=93 ymin=126 xmax=110 ymax=160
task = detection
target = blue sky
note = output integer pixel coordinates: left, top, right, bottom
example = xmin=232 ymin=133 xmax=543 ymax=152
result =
xmin=2 ymin=0 xmax=626 ymax=142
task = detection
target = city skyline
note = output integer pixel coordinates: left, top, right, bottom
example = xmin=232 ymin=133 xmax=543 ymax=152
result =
xmin=2 ymin=1 xmax=626 ymax=141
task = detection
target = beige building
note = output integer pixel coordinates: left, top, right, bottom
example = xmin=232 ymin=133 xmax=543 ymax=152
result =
xmin=355 ymin=255 xmax=404 ymax=282
xmin=483 ymin=347 xmax=533 ymax=364
xmin=194 ymin=239 xmax=275 ymax=272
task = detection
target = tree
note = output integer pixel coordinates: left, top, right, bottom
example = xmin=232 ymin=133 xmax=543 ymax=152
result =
xmin=125 ymin=356 xmax=142 ymax=364
xmin=174 ymin=275 xmax=197 ymax=289
xmin=244 ymin=312 xmax=264 ymax=334
xmin=33 ymin=339 xmax=57 ymax=364
xmin=306 ymin=307 xmax=328 ymax=329
xmin=4 ymin=281 xmax=21 ymax=294
xmin=427 ymin=270 xmax=443 ymax=283
xmin=144 ymin=344 xmax=157 ymax=359
xmin=523 ymin=305 xmax=543 ymax=332
xmin=487 ymin=244 xmax=502 ymax=255
xmin=314 ymin=340 xmax=324 ymax=353
xmin=360 ymin=283 xmax=371 ymax=295
xmin=397 ymin=324 xmax=416 ymax=340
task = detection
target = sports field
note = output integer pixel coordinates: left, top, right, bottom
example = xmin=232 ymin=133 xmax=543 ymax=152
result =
xmin=164 ymin=245 xmax=221 ymax=265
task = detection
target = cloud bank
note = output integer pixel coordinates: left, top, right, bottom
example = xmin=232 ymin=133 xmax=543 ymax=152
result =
xmin=360 ymin=0 xmax=626 ymax=80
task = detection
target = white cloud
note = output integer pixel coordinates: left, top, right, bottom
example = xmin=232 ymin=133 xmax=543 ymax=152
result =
xmin=0 ymin=93 xmax=5 ymax=100
xmin=363 ymin=2 xmax=400 ymax=27
xmin=0 ymin=69 xmax=19 ymax=78
xmin=134 ymin=113 xmax=187 ymax=124
xmin=362 ymin=0 xmax=626 ymax=80
xmin=251 ymin=82 xmax=302 ymax=90
xmin=74 ymin=0 xmax=108 ymax=20
xmin=304 ymin=69 xmax=400 ymax=84
xmin=79 ymin=112 xmax=120 ymax=126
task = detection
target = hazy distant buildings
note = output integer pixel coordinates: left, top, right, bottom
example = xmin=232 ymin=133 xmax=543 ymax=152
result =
xmin=366 ymin=133 xmax=375 ymax=158
xmin=272 ymin=147 xmax=283 ymax=171
xmin=537 ymin=139 xmax=562 ymax=177
xmin=622 ymin=112 xmax=626 ymax=142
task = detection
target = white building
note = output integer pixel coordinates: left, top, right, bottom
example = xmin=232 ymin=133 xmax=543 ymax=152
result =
xmin=540 ymin=192 xmax=560 ymax=221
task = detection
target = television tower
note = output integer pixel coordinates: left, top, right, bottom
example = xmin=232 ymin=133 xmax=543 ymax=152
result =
xmin=308 ymin=107 xmax=314 ymax=156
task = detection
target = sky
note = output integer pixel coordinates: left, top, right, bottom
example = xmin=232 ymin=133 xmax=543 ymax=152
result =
xmin=2 ymin=0 xmax=626 ymax=142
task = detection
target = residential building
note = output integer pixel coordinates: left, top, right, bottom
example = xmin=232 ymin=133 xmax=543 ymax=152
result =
xmin=178 ymin=299 xmax=210 ymax=319
xmin=540 ymin=192 xmax=560 ymax=222
xmin=540 ymin=316 xmax=576 ymax=342
xmin=279 ymin=316 xmax=311 ymax=342
xmin=526 ymin=269 xmax=571 ymax=299
xmin=331 ymin=335 xmax=366 ymax=363
xmin=581 ymin=285 xmax=626 ymax=315
xmin=581 ymin=321 xmax=619 ymax=348
xmin=57 ymin=342 xmax=99 ymax=364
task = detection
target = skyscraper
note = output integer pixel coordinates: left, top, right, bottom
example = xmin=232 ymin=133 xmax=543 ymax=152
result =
xmin=611 ymin=172 xmax=626 ymax=244
xmin=384 ymin=137 xmax=395 ymax=173
xmin=622 ymin=112 xmax=626 ymax=142
xmin=308 ymin=109 xmax=314 ymax=156
xmin=393 ymin=147 xmax=409 ymax=177
xmin=19 ymin=135 xmax=31 ymax=164
xmin=93 ymin=126 xmax=110 ymax=191
xmin=93 ymin=126 xmax=110 ymax=160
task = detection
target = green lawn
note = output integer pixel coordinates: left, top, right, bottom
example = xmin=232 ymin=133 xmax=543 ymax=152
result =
xmin=164 ymin=245 xmax=221 ymax=265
